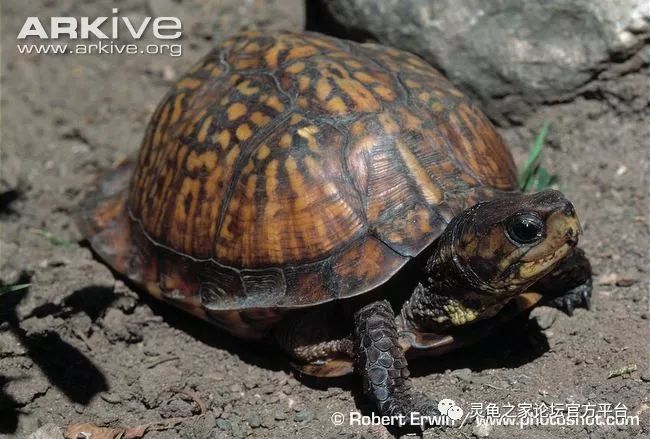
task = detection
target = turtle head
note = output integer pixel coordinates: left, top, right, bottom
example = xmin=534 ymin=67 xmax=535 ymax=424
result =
xmin=399 ymin=190 xmax=582 ymax=333
xmin=450 ymin=189 xmax=580 ymax=295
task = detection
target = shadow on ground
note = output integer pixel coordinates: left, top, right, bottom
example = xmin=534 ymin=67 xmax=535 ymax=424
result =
xmin=0 ymin=286 xmax=110 ymax=434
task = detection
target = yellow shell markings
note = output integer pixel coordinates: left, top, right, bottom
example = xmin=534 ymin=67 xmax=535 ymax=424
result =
xmin=263 ymin=42 xmax=286 ymax=69
xmin=140 ymin=83 xmax=207 ymax=234
xmin=185 ymin=149 xmax=220 ymax=254
xmin=446 ymin=105 xmax=514 ymax=190
xmin=297 ymin=125 xmax=320 ymax=152
xmin=257 ymin=144 xmax=271 ymax=160
xmin=289 ymin=113 xmax=303 ymax=125
xmin=363 ymin=146 xmax=417 ymax=222
xmin=287 ymin=155 xmax=351 ymax=259
xmin=213 ymin=119 xmax=365 ymax=265
xmin=236 ymin=123 xmax=253 ymax=141
xmin=182 ymin=80 xmax=290 ymax=262
xmin=139 ymin=101 xmax=174 ymax=208
xmin=286 ymin=62 xmax=306 ymax=74
xmin=164 ymin=113 xmax=211 ymax=247
xmin=261 ymin=159 xmax=283 ymax=262
xmin=251 ymin=111 xmax=272 ymax=127
xmin=227 ymin=102 xmax=247 ymax=121
xmin=263 ymin=94 xmax=286 ymax=113
xmin=316 ymin=77 xmax=332 ymax=102
xmin=150 ymin=111 xmax=205 ymax=238
xmin=196 ymin=116 xmax=213 ymax=143
xmin=151 ymin=98 xmax=240 ymax=256
xmin=237 ymin=80 xmax=260 ymax=96
xmin=213 ymin=130 xmax=231 ymax=150
xmin=285 ymin=54 xmax=395 ymax=117
xmin=298 ymin=75 xmax=311 ymax=92
xmin=395 ymin=139 xmax=443 ymax=205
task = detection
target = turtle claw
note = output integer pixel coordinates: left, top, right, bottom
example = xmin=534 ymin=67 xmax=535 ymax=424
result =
xmin=385 ymin=392 xmax=443 ymax=429
xmin=546 ymin=282 xmax=592 ymax=316
xmin=407 ymin=393 xmax=444 ymax=429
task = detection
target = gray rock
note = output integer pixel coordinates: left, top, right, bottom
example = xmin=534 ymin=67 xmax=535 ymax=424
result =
xmin=294 ymin=410 xmax=315 ymax=423
xmin=472 ymin=422 xmax=492 ymax=437
xmin=321 ymin=0 xmax=650 ymax=123
xmin=247 ymin=413 xmax=262 ymax=428
xmin=216 ymin=418 xmax=232 ymax=431
xmin=530 ymin=306 xmax=560 ymax=330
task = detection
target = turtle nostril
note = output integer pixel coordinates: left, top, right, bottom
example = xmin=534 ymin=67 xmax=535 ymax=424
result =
xmin=565 ymin=228 xmax=579 ymax=246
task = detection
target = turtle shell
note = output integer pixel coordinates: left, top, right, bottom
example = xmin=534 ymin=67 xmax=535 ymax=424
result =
xmin=78 ymin=31 xmax=518 ymax=337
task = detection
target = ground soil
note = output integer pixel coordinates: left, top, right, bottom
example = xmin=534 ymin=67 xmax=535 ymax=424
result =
xmin=1 ymin=1 xmax=648 ymax=438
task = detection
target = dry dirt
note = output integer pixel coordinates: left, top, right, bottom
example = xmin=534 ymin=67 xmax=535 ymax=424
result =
xmin=1 ymin=1 xmax=648 ymax=438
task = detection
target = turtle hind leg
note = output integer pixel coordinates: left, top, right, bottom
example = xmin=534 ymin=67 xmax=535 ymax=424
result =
xmin=76 ymin=159 xmax=142 ymax=280
xmin=354 ymin=300 xmax=442 ymax=427
xmin=274 ymin=306 xmax=356 ymax=377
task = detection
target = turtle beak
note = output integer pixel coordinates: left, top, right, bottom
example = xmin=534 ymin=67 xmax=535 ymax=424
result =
xmin=551 ymin=199 xmax=581 ymax=248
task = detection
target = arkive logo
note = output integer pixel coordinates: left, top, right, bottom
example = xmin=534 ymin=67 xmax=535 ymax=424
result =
xmin=17 ymin=8 xmax=181 ymax=40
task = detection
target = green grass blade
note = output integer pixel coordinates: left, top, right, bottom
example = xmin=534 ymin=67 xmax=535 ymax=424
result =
xmin=34 ymin=228 xmax=73 ymax=247
xmin=0 ymin=283 xmax=30 ymax=295
xmin=519 ymin=121 xmax=550 ymax=191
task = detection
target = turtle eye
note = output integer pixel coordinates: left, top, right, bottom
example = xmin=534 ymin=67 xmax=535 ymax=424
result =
xmin=507 ymin=213 xmax=544 ymax=244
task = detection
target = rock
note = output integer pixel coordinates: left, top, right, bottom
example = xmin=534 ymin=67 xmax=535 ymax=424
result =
xmin=530 ymin=306 xmax=559 ymax=330
xmin=319 ymin=0 xmax=650 ymax=123
xmin=472 ymin=422 xmax=492 ymax=437
xmin=27 ymin=424 xmax=64 ymax=439
xmin=598 ymin=270 xmax=640 ymax=287
xmin=294 ymin=410 xmax=315 ymax=423
xmin=274 ymin=410 xmax=287 ymax=420
xmin=101 ymin=308 xmax=143 ymax=343
xmin=598 ymin=272 xmax=620 ymax=285
xmin=247 ymin=413 xmax=262 ymax=428
xmin=216 ymin=418 xmax=232 ymax=431
xmin=450 ymin=368 xmax=472 ymax=381
xmin=615 ymin=269 xmax=641 ymax=287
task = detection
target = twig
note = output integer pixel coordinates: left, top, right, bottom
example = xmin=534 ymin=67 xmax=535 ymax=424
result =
xmin=145 ymin=356 xmax=179 ymax=369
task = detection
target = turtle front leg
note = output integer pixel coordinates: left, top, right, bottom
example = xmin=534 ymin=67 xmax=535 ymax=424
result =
xmin=353 ymin=300 xmax=440 ymax=425
xmin=533 ymin=247 xmax=593 ymax=315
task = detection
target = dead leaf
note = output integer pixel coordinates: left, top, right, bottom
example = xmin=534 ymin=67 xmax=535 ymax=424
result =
xmin=123 ymin=426 xmax=148 ymax=439
xmin=65 ymin=423 xmax=125 ymax=439
xmin=607 ymin=363 xmax=637 ymax=379
xmin=64 ymin=390 xmax=206 ymax=438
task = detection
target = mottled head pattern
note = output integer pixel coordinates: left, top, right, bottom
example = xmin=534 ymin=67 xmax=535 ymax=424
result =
xmin=450 ymin=190 xmax=580 ymax=294
xmin=125 ymin=30 xmax=519 ymax=311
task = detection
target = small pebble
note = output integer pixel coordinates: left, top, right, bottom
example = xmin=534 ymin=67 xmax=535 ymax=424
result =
xmin=275 ymin=411 xmax=287 ymax=421
xmin=530 ymin=306 xmax=558 ymax=330
xmin=216 ymin=419 xmax=232 ymax=431
xmin=100 ymin=392 xmax=121 ymax=404
xmin=294 ymin=410 xmax=314 ymax=423
xmin=450 ymin=368 xmax=472 ymax=381
xmin=472 ymin=422 xmax=492 ymax=437
xmin=247 ymin=413 xmax=261 ymax=428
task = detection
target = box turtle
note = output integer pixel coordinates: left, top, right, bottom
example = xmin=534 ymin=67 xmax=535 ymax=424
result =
xmin=78 ymin=31 xmax=592 ymax=424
